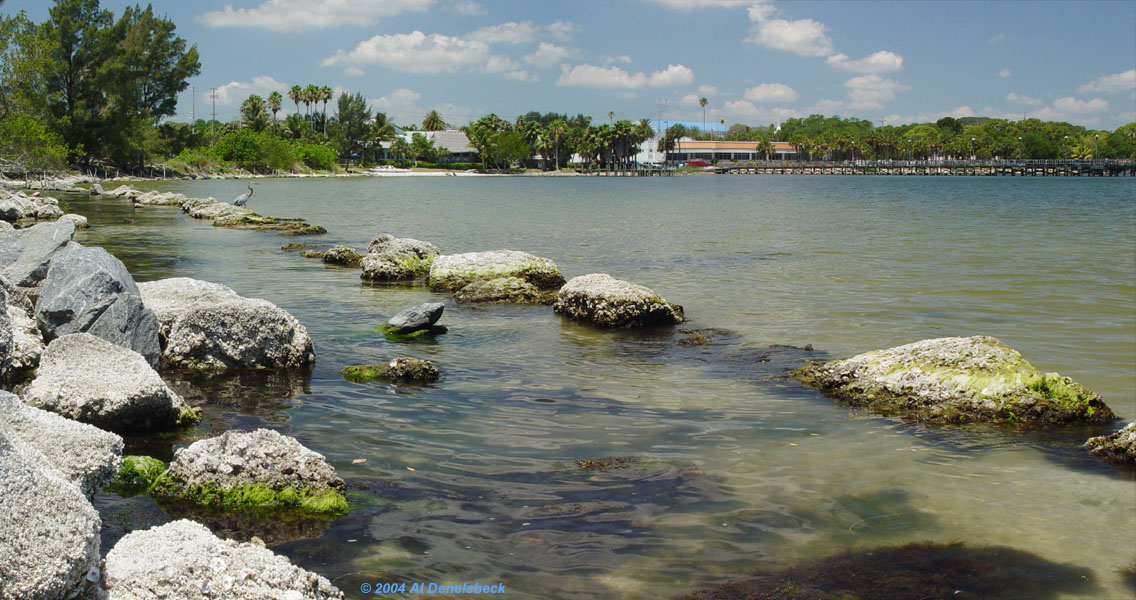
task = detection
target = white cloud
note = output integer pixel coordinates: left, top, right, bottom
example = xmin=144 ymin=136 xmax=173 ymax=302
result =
xmin=212 ymin=76 xmax=289 ymax=106
xmin=343 ymin=66 xmax=364 ymax=77
xmin=746 ymin=2 xmax=833 ymax=57
xmin=447 ymin=0 xmax=485 ymax=15
xmin=198 ymin=0 xmax=433 ymax=32
xmin=545 ymin=20 xmax=575 ymax=42
xmin=556 ymin=63 xmax=693 ymax=90
xmin=322 ymin=31 xmax=530 ymax=80
xmin=880 ymin=106 xmax=974 ymax=126
xmin=827 ymin=50 xmax=903 ymax=74
xmin=998 ymin=68 xmax=1011 ymax=78
xmin=680 ymin=94 xmax=703 ymax=106
xmin=844 ymin=74 xmax=909 ymax=110
xmin=523 ymin=43 xmax=575 ymax=68
xmin=1006 ymin=92 xmax=1041 ymax=106
xmin=1078 ymin=69 xmax=1136 ymax=93
xmin=646 ymin=0 xmax=751 ymax=8
xmin=697 ymin=85 xmax=719 ymax=96
xmin=369 ymin=88 xmax=474 ymax=128
xmin=743 ymin=82 xmax=798 ymax=103
xmin=466 ymin=21 xmax=539 ymax=44
xmin=1054 ymin=97 xmax=1108 ymax=114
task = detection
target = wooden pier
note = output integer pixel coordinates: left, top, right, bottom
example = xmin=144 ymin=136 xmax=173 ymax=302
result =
xmin=713 ymin=159 xmax=1136 ymax=177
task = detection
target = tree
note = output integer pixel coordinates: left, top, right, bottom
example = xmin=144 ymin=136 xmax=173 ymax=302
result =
xmin=699 ymin=97 xmax=708 ymax=135
xmin=267 ymin=91 xmax=282 ymax=123
xmin=240 ymin=94 xmax=269 ymax=132
xmin=319 ymin=85 xmax=332 ymax=135
xmin=288 ymin=85 xmax=302 ymax=114
xmin=334 ymin=91 xmax=371 ymax=157
xmin=422 ymin=109 xmax=446 ymax=131
xmin=409 ymin=132 xmax=436 ymax=165
xmin=544 ymin=119 xmax=568 ymax=170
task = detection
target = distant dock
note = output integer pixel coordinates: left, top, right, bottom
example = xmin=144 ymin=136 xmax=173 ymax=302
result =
xmin=713 ymin=159 xmax=1136 ymax=177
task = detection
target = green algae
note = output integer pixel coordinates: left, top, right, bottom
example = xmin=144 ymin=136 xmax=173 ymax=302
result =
xmin=375 ymin=323 xmax=448 ymax=341
xmin=175 ymin=406 xmax=203 ymax=426
xmin=427 ymin=261 xmax=564 ymax=292
xmin=107 ymin=455 xmax=167 ymax=496
xmin=149 ymin=472 xmax=349 ymax=515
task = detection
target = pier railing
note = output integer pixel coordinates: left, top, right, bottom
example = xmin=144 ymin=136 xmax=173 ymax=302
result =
xmin=713 ymin=158 xmax=1135 ymax=176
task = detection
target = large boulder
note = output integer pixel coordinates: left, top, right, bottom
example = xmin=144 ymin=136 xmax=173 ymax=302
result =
xmin=21 ymin=333 xmax=199 ymax=434
xmin=453 ymin=276 xmax=553 ymax=304
xmin=554 ymin=273 xmax=685 ymax=328
xmin=1084 ymin=422 xmax=1135 ymax=464
xmin=427 ymin=249 xmax=565 ymax=292
xmin=792 ymin=336 xmax=1117 ymax=425
xmin=150 ymin=429 xmax=347 ymax=514
xmin=384 ymin=302 xmax=444 ymax=334
xmin=367 ymin=232 xmax=440 ymax=257
xmin=0 ymin=391 xmax=122 ymax=498
xmin=321 ymin=245 xmax=363 ymax=267
xmin=1 ymin=275 xmax=45 ymax=379
xmin=104 ymin=520 xmax=344 ymax=600
xmin=342 ymin=357 xmax=441 ymax=384
xmin=0 ymin=220 xmax=75 ymax=290
xmin=35 ymin=241 xmax=161 ymax=367
xmin=0 ymin=189 xmax=64 ymax=222
xmin=138 ymin=277 xmax=315 ymax=371
xmin=360 ymin=233 xmax=440 ymax=282
xmin=0 ymin=422 xmax=102 ymax=600
xmin=0 ymin=285 xmax=12 ymax=381
xmin=133 ymin=190 xmax=187 ymax=206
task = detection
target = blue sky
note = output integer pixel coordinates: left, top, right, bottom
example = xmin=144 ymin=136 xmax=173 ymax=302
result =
xmin=5 ymin=0 xmax=1135 ymax=130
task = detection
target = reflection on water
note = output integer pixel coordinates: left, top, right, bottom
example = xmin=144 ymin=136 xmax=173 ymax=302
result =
xmin=63 ymin=175 xmax=1135 ymax=598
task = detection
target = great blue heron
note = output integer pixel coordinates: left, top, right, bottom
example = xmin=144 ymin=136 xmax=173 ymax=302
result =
xmin=233 ymin=183 xmax=253 ymax=206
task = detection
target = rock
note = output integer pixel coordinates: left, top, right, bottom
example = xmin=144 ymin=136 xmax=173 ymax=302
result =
xmin=1084 ymin=422 xmax=1135 ymax=464
xmin=21 ymin=333 xmax=199 ymax=434
xmin=454 ymin=276 xmax=554 ymax=304
xmin=0 ymin=188 xmax=64 ymax=222
xmin=553 ymin=273 xmax=685 ymax=328
xmin=138 ymin=277 xmax=315 ymax=371
xmin=35 ymin=241 xmax=161 ymax=366
xmin=0 ymin=285 xmax=12 ymax=380
xmin=150 ymin=429 xmax=347 ymax=514
xmin=385 ymin=302 xmax=444 ymax=334
xmin=321 ymin=245 xmax=363 ymax=267
xmin=281 ymin=243 xmax=319 ymax=252
xmin=300 ymin=250 xmax=324 ymax=259
xmin=0 ymin=421 xmax=102 ymax=600
xmin=792 ymin=336 xmax=1117 ymax=425
xmin=427 ymin=249 xmax=564 ymax=292
xmin=105 ymin=184 xmax=142 ymax=199
xmin=367 ymin=233 xmax=440 ymax=259
xmin=89 ymin=183 xmax=104 ymax=195
xmin=0 ymin=220 xmax=12 ymax=232
xmin=182 ymin=198 xmax=326 ymax=235
xmin=58 ymin=213 xmax=88 ymax=229
xmin=133 ymin=190 xmax=187 ymax=206
xmin=360 ymin=253 xmax=424 ymax=281
xmin=104 ymin=520 xmax=344 ymax=600
xmin=0 ymin=391 xmax=123 ymax=498
xmin=0 ymin=220 xmax=75 ymax=289
xmin=0 ymin=276 xmax=42 ymax=380
xmin=342 ymin=357 xmax=440 ymax=384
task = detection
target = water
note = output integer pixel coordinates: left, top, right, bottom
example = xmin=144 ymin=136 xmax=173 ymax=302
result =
xmin=66 ymin=175 xmax=1135 ymax=598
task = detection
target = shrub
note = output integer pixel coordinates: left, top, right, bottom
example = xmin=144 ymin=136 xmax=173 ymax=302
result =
xmin=294 ymin=143 xmax=337 ymax=170
xmin=210 ymin=128 xmax=294 ymax=172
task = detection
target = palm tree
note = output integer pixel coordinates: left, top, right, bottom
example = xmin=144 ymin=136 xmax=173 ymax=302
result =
xmin=267 ymin=91 xmax=282 ymax=124
xmin=545 ymin=119 xmax=568 ymax=170
xmin=319 ymin=85 xmax=333 ymax=135
xmin=757 ymin=139 xmax=774 ymax=161
xmin=288 ymin=85 xmax=302 ymax=115
xmin=422 ymin=110 xmax=446 ymax=131
xmin=699 ymin=97 xmax=708 ymax=137
xmin=303 ymin=84 xmax=319 ymax=120
xmin=608 ymin=111 xmax=614 ymax=125
xmin=372 ymin=112 xmax=397 ymax=161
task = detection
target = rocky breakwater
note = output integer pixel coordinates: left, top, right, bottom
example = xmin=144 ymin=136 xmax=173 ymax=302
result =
xmin=180 ymin=196 xmax=326 ymax=236
xmin=428 ymin=249 xmax=565 ymax=304
xmin=0 ymin=220 xmax=74 ymax=295
xmin=0 ymin=188 xmax=64 ymax=223
xmin=149 ymin=428 xmax=348 ymax=514
xmin=1084 ymin=422 xmax=1135 ymax=465
xmin=138 ymin=277 xmax=315 ymax=371
xmin=792 ymin=335 xmax=1117 ymax=425
xmin=21 ymin=333 xmax=200 ymax=433
xmin=360 ymin=233 xmax=440 ymax=281
xmin=554 ymin=273 xmax=685 ymax=328
xmin=104 ymin=520 xmax=344 ymax=600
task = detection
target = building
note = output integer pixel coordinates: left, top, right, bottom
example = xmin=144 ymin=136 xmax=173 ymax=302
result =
xmin=670 ymin=139 xmax=798 ymax=162
xmin=379 ymin=129 xmax=476 ymax=163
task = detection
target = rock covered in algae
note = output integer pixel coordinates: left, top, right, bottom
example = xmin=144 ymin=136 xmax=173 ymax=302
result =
xmin=453 ymin=276 xmax=554 ymax=304
xmin=1084 ymin=421 xmax=1135 ymax=464
xmin=21 ymin=333 xmax=200 ymax=434
xmin=427 ymin=249 xmax=565 ymax=293
xmin=553 ymin=273 xmax=684 ymax=328
xmin=103 ymin=519 xmax=344 ymax=600
xmin=792 ymin=335 xmax=1116 ymax=425
xmin=360 ymin=234 xmax=441 ymax=281
xmin=138 ymin=277 xmax=315 ymax=371
xmin=150 ymin=428 xmax=347 ymax=514
xmin=342 ymin=357 xmax=440 ymax=384
xmin=321 ymin=245 xmax=364 ymax=267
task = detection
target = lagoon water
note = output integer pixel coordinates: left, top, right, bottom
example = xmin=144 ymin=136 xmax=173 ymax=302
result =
xmin=66 ymin=174 xmax=1135 ymax=598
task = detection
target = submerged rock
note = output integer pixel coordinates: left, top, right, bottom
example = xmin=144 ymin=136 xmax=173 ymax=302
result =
xmin=182 ymin=198 xmax=326 ymax=236
xmin=150 ymin=429 xmax=347 ymax=514
xmin=792 ymin=336 xmax=1116 ymax=425
xmin=453 ymin=276 xmax=553 ymax=304
xmin=384 ymin=302 xmax=445 ymax=334
xmin=1084 ymin=421 xmax=1135 ymax=465
xmin=360 ymin=233 xmax=440 ymax=281
xmin=554 ymin=273 xmax=684 ymax=328
xmin=35 ymin=241 xmax=161 ymax=367
xmin=104 ymin=519 xmax=344 ymax=600
xmin=0 ymin=391 xmax=123 ymax=498
xmin=22 ymin=333 xmax=199 ymax=433
xmin=138 ymin=277 xmax=315 ymax=371
xmin=342 ymin=357 xmax=440 ymax=384
xmin=0 ymin=220 xmax=75 ymax=290
xmin=427 ymin=249 xmax=565 ymax=292
xmin=0 ymin=422 xmax=102 ymax=600
xmin=322 ymin=245 xmax=364 ymax=267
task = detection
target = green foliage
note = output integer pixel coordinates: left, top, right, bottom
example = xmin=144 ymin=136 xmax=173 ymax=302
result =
xmin=240 ymin=94 xmax=269 ymax=132
xmin=211 ymin=128 xmax=294 ymax=172
xmin=107 ymin=455 xmax=167 ymax=496
xmin=334 ymin=90 xmax=371 ymax=155
xmin=149 ymin=474 xmax=349 ymax=515
xmin=295 ymin=143 xmax=336 ymax=170
xmin=0 ymin=113 xmax=69 ymax=170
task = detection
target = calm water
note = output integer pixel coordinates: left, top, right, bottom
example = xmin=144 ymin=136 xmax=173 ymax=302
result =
xmin=65 ymin=174 xmax=1135 ymax=599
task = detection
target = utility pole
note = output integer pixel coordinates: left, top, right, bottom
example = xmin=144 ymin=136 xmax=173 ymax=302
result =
xmin=210 ymin=87 xmax=217 ymax=148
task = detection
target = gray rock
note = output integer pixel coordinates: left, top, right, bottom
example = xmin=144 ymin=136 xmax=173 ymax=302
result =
xmin=367 ymin=233 xmax=440 ymax=258
xmin=1084 ymin=421 xmax=1135 ymax=464
xmin=1 ymin=275 xmax=44 ymax=378
xmin=0 ymin=391 xmax=123 ymax=498
xmin=0 ymin=421 xmax=102 ymax=600
xmin=0 ymin=284 xmax=12 ymax=379
xmin=342 ymin=357 xmax=441 ymax=383
xmin=104 ymin=184 xmax=141 ymax=199
xmin=58 ymin=213 xmax=89 ymax=229
xmin=359 ymin=253 xmax=417 ymax=281
xmin=151 ymin=429 xmax=346 ymax=512
xmin=0 ymin=220 xmax=75 ymax=289
xmin=104 ymin=520 xmax=344 ymax=600
xmin=35 ymin=242 xmax=160 ymax=367
xmin=321 ymin=245 xmax=363 ymax=267
xmin=387 ymin=302 xmax=444 ymax=333
xmin=0 ymin=189 xmax=64 ymax=222
xmin=454 ymin=276 xmax=553 ymax=304
xmin=88 ymin=183 xmax=104 ymax=195
xmin=0 ymin=220 xmax=12 ymax=232
xmin=792 ymin=336 xmax=1117 ymax=425
xmin=21 ymin=333 xmax=198 ymax=434
xmin=133 ymin=190 xmax=187 ymax=206
xmin=427 ymin=249 xmax=564 ymax=292
xmin=138 ymin=277 xmax=315 ymax=371
xmin=359 ymin=234 xmax=440 ymax=281
xmin=554 ymin=273 xmax=684 ymax=328
xmin=183 ymin=198 xmax=254 ymax=220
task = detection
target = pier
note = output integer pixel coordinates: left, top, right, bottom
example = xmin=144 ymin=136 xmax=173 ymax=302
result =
xmin=712 ymin=159 xmax=1136 ymax=177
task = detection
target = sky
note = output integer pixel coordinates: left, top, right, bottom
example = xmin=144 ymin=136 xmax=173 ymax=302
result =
xmin=4 ymin=0 xmax=1135 ymax=131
